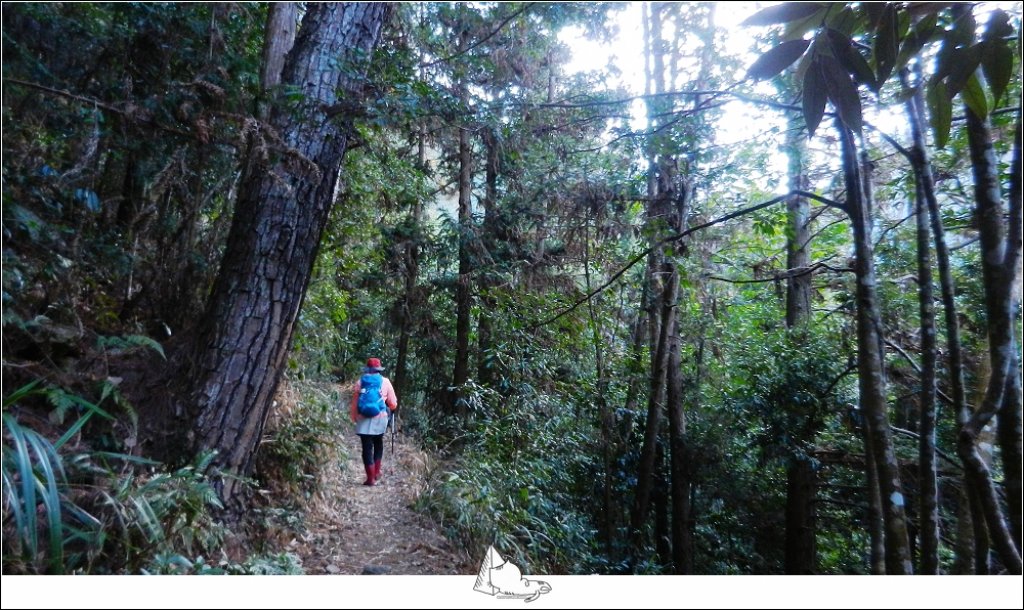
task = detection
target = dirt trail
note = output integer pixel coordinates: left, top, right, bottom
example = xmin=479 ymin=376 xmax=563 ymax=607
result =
xmin=292 ymin=425 xmax=473 ymax=575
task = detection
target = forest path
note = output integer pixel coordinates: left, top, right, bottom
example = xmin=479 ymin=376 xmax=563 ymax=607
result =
xmin=292 ymin=421 xmax=474 ymax=575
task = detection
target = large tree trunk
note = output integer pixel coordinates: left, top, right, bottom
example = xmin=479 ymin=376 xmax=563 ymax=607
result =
xmin=961 ymin=107 xmax=1023 ymax=573
xmin=190 ymin=3 xmax=390 ymax=505
xmin=838 ymin=121 xmax=913 ymax=574
xmin=783 ymin=113 xmax=816 ymax=575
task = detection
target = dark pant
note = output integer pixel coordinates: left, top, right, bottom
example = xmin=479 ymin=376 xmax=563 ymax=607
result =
xmin=359 ymin=434 xmax=384 ymax=466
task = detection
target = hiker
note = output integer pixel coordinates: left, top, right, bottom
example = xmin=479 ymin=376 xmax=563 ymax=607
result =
xmin=350 ymin=357 xmax=398 ymax=486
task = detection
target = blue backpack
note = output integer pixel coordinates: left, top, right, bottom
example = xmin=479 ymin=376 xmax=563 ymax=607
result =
xmin=357 ymin=374 xmax=387 ymax=417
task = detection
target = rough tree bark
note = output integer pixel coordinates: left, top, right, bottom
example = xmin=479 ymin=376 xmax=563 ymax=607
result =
xmin=189 ymin=3 xmax=391 ymax=505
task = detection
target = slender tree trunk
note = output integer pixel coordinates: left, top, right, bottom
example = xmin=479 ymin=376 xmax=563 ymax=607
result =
xmin=477 ymin=128 xmax=499 ymax=386
xmin=901 ymin=71 xmax=940 ymax=573
xmin=258 ymin=3 xmax=297 ymax=120
xmin=906 ymin=69 xmax=989 ymax=574
xmin=665 ymin=265 xmax=690 ymax=574
xmin=653 ymin=443 xmax=671 ymax=567
xmin=190 ymin=3 xmax=390 ymax=504
xmin=394 ymin=121 xmax=426 ymax=403
xmin=997 ymin=108 xmax=1022 ymax=551
xmin=863 ymin=420 xmax=886 ymax=574
xmin=632 ymin=0 xmax=664 ymax=553
xmin=663 ymin=160 xmax=692 ymax=574
xmin=631 ymin=267 xmax=672 ymax=548
xmin=952 ymin=484 xmax=976 ymax=574
xmin=784 ymin=113 xmax=816 ymax=575
xmin=914 ymin=177 xmax=940 ymax=574
xmin=961 ymin=107 xmax=1023 ymax=573
xmin=839 ymin=121 xmax=913 ymax=574
xmin=452 ymin=86 xmax=473 ymax=414
xmin=583 ymin=213 xmax=614 ymax=557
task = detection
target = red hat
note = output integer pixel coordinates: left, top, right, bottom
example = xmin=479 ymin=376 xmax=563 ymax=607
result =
xmin=366 ymin=358 xmax=384 ymax=372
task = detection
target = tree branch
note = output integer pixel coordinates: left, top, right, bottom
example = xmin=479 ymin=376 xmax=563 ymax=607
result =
xmin=421 ymin=5 xmax=531 ymax=68
xmin=883 ymin=338 xmax=957 ymax=408
xmin=532 ymin=193 xmax=794 ymax=329
xmin=891 ymin=426 xmax=962 ymax=469
xmin=5 ymin=77 xmax=199 ymax=140
xmin=707 ymin=260 xmax=853 ymax=284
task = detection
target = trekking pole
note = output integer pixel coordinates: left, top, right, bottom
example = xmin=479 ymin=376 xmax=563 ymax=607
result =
xmin=389 ymin=410 xmax=396 ymax=455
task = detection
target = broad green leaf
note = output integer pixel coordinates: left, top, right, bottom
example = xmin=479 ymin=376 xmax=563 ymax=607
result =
xmin=945 ymin=44 xmax=983 ymax=98
xmin=743 ymin=3 xmax=824 ymax=26
xmin=895 ymin=12 xmax=938 ymax=71
xmin=949 ymin=9 xmax=977 ymax=47
xmin=961 ymin=73 xmax=989 ymax=119
xmin=822 ymin=55 xmax=863 ymax=132
xmin=747 ymin=39 xmax=811 ymax=80
xmin=927 ymin=79 xmax=952 ymax=148
xmin=873 ymin=4 xmax=899 ymax=87
xmin=782 ymin=10 xmax=826 ymax=42
xmin=906 ymin=3 xmax=957 ymax=18
xmin=863 ymin=2 xmax=886 ymax=28
xmin=982 ymin=40 xmax=1013 ymax=105
xmin=827 ymin=29 xmax=877 ymax=90
xmin=802 ymin=59 xmax=828 ymax=137
xmin=824 ymin=5 xmax=862 ymax=36
xmin=982 ymin=8 xmax=1014 ymax=43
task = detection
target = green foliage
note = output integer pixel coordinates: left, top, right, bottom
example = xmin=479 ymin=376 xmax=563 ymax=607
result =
xmin=744 ymin=2 xmax=1020 ymax=141
xmin=417 ymin=380 xmax=601 ymax=574
xmin=142 ymin=550 xmax=303 ymax=575
xmin=255 ymin=381 xmax=347 ymax=499
xmin=2 ymin=381 xmax=234 ymax=574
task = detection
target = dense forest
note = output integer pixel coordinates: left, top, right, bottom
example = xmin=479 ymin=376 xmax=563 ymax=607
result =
xmin=2 ymin=1 xmax=1021 ymax=580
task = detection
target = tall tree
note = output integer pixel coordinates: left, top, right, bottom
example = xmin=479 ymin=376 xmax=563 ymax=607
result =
xmin=783 ymin=116 xmax=816 ymax=575
xmin=189 ymin=3 xmax=391 ymax=504
xmin=961 ymin=104 xmax=1023 ymax=573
